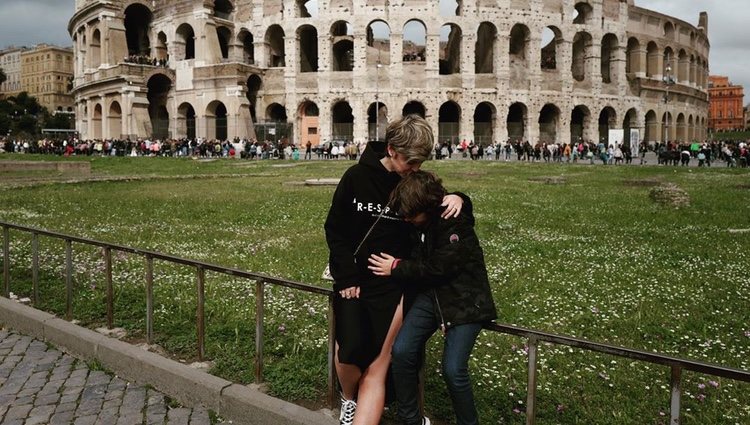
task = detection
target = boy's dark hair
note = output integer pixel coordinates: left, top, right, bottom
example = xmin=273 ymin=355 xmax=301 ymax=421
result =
xmin=390 ymin=171 xmax=446 ymax=218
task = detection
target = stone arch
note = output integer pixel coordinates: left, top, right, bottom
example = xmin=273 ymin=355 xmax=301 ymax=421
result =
xmin=91 ymin=28 xmax=102 ymax=68
xmin=687 ymin=114 xmax=694 ymax=141
xmin=265 ymin=25 xmax=286 ymax=67
xmin=331 ymin=21 xmax=354 ymax=72
xmin=626 ymin=37 xmax=641 ymax=75
xmin=601 ymin=33 xmax=618 ymax=84
xmin=541 ymin=26 xmax=563 ymax=71
xmin=689 ymin=54 xmax=696 ymax=85
xmin=439 ymin=24 xmax=462 ymax=75
xmin=331 ymin=100 xmax=354 ymax=142
xmin=124 ymin=3 xmax=152 ymax=56
xmin=507 ymin=102 xmax=527 ymax=140
xmin=439 ymin=101 xmax=461 ymax=144
xmin=403 ymin=20 xmax=427 ymax=62
xmin=572 ymin=31 xmax=592 ymax=82
xmin=107 ymin=101 xmax=122 ymax=139
xmin=402 ymin=101 xmax=426 ymax=118
xmin=297 ymin=25 xmax=319 ymax=72
xmin=296 ymin=0 xmax=317 ymax=18
xmin=178 ymin=102 xmax=196 ymax=139
xmin=147 ymin=73 xmax=172 ymax=139
xmin=623 ymin=108 xmax=638 ymax=148
xmin=475 ymin=22 xmax=496 ymax=74
xmin=646 ymin=41 xmax=658 ymax=78
xmin=367 ymin=20 xmax=391 ymax=66
xmin=661 ymin=111 xmax=673 ymax=142
xmin=297 ymin=100 xmax=319 ymax=145
xmin=206 ymin=100 xmax=228 ymax=141
xmin=539 ymin=104 xmax=560 ymax=143
xmin=217 ymin=26 xmax=232 ymax=59
xmin=573 ymin=2 xmax=593 ymax=25
xmin=246 ymin=75 xmax=262 ymax=123
xmin=676 ymin=113 xmax=686 ymax=141
xmin=570 ymin=105 xmax=591 ymax=143
xmin=598 ymin=106 xmax=617 ymax=144
xmin=213 ymin=0 xmax=233 ymax=20
xmin=155 ymin=31 xmax=168 ymax=60
xmin=238 ymin=30 xmax=254 ymax=64
xmin=266 ymin=103 xmax=287 ymax=122
xmin=440 ymin=0 xmax=460 ymax=17
xmin=367 ymin=102 xmax=388 ymax=141
xmin=663 ymin=46 xmax=675 ymax=78
xmin=645 ymin=110 xmax=657 ymax=142
xmin=474 ymin=102 xmax=495 ymax=146
xmin=92 ymin=103 xmax=103 ymax=140
xmin=677 ymin=49 xmax=688 ymax=83
xmin=176 ymin=23 xmax=195 ymax=60
xmin=663 ymin=21 xmax=675 ymax=40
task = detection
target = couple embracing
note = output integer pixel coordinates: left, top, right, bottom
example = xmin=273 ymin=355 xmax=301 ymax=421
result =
xmin=324 ymin=115 xmax=497 ymax=425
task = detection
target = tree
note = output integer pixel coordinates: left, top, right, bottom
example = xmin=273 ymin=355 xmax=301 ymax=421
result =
xmin=0 ymin=68 xmax=6 ymax=87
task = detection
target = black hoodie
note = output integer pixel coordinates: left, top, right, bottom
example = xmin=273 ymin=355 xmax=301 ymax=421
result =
xmin=324 ymin=142 xmax=413 ymax=291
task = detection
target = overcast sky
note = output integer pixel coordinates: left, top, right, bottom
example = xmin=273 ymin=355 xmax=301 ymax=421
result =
xmin=0 ymin=0 xmax=747 ymax=102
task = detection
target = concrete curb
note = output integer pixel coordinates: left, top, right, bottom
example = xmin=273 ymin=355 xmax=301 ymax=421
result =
xmin=0 ymin=297 xmax=336 ymax=425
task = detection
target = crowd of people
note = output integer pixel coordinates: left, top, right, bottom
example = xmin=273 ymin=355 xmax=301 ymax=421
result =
xmin=123 ymin=55 xmax=169 ymax=67
xmin=2 ymin=136 xmax=748 ymax=168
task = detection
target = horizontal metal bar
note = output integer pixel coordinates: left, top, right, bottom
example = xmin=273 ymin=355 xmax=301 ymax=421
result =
xmin=0 ymin=221 xmax=331 ymax=296
xmin=484 ymin=322 xmax=750 ymax=382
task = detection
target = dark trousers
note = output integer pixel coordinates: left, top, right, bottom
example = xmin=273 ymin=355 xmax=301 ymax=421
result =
xmin=391 ymin=293 xmax=482 ymax=425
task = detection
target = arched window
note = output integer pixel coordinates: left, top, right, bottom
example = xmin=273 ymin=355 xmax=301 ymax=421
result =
xmin=124 ymin=4 xmax=152 ymax=56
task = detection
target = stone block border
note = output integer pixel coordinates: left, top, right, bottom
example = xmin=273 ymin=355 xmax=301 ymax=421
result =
xmin=0 ymin=297 xmax=336 ymax=425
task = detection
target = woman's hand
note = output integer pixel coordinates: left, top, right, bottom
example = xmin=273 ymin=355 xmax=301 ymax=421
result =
xmin=441 ymin=194 xmax=464 ymax=218
xmin=368 ymin=253 xmax=396 ymax=276
xmin=339 ymin=286 xmax=360 ymax=299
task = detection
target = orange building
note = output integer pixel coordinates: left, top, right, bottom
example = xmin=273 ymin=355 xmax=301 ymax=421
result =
xmin=708 ymin=76 xmax=744 ymax=131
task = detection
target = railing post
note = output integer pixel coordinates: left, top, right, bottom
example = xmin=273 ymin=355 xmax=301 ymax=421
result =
xmin=327 ymin=293 xmax=337 ymax=409
xmin=32 ymin=233 xmax=39 ymax=304
xmin=255 ymin=280 xmax=264 ymax=384
xmin=526 ymin=336 xmax=539 ymax=425
xmin=670 ymin=365 xmax=682 ymax=425
xmin=3 ymin=226 xmax=10 ymax=298
xmin=65 ymin=239 xmax=73 ymax=321
xmin=104 ymin=247 xmax=113 ymax=329
xmin=145 ymin=255 xmax=154 ymax=344
xmin=196 ymin=266 xmax=206 ymax=362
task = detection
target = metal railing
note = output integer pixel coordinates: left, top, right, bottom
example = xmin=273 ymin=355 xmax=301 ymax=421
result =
xmin=1 ymin=221 xmax=748 ymax=425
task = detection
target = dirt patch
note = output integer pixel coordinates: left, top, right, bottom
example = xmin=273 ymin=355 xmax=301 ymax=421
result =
xmin=736 ymin=184 xmax=750 ymax=190
xmin=649 ymin=184 xmax=691 ymax=208
xmin=623 ymin=179 xmax=662 ymax=187
xmin=528 ymin=176 xmax=566 ymax=185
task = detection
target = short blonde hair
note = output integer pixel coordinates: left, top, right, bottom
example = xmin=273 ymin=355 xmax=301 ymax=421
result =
xmin=385 ymin=114 xmax=434 ymax=164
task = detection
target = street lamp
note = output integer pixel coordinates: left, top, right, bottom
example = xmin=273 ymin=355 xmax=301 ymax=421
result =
xmin=662 ymin=58 xmax=675 ymax=145
xmin=375 ymin=61 xmax=382 ymax=142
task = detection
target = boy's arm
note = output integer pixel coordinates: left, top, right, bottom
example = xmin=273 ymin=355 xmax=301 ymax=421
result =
xmin=324 ymin=173 xmax=359 ymax=291
xmin=368 ymin=216 xmax=473 ymax=286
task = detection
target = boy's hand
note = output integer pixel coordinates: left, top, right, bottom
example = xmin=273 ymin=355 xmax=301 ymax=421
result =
xmin=368 ymin=253 xmax=396 ymax=276
xmin=441 ymin=194 xmax=463 ymax=218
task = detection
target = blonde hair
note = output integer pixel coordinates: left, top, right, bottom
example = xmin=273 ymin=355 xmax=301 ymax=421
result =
xmin=385 ymin=114 xmax=434 ymax=164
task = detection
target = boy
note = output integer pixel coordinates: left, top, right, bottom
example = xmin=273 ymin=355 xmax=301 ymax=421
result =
xmin=368 ymin=171 xmax=497 ymax=425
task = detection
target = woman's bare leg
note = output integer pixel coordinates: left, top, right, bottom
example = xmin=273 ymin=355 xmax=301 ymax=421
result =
xmin=353 ymin=298 xmax=404 ymax=425
xmin=335 ymin=343 xmax=362 ymax=400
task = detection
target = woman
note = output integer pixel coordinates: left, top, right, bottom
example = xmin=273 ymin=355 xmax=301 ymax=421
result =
xmin=324 ymin=115 xmax=462 ymax=425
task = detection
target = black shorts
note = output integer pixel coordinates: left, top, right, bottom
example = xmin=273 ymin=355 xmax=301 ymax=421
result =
xmin=334 ymin=281 xmax=403 ymax=371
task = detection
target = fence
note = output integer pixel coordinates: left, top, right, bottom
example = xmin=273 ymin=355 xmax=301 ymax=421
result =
xmin=1 ymin=221 xmax=748 ymax=425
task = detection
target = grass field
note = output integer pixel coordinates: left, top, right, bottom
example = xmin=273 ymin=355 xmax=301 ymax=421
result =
xmin=1 ymin=154 xmax=749 ymax=424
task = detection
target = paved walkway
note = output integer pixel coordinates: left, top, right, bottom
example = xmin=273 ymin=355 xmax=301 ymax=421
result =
xmin=0 ymin=329 xmax=213 ymax=425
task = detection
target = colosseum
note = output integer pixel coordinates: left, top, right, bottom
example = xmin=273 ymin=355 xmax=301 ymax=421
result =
xmin=68 ymin=0 xmax=710 ymax=147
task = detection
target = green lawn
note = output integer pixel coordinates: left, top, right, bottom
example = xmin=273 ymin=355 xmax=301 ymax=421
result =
xmin=1 ymin=155 xmax=749 ymax=424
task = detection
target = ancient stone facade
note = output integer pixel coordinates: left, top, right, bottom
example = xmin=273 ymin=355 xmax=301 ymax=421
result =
xmin=69 ymin=0 xmax=710 ymax=145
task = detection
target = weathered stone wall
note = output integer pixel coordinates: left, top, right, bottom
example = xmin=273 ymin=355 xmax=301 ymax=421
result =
xmin=69 ymin=0 xmax=710 ymax=145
